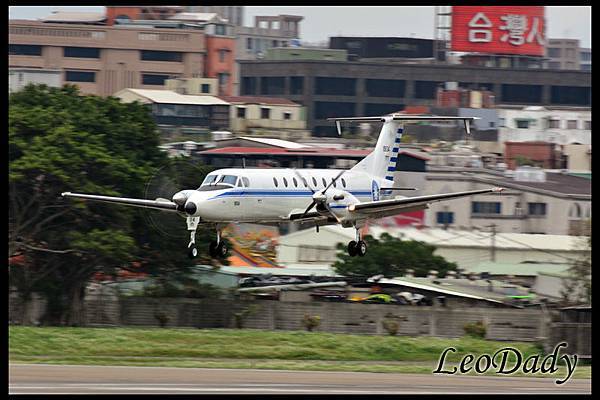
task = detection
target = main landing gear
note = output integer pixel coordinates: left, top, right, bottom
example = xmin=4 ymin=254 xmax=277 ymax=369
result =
xmin=186 ymin=217 xmax=228 ymax=259
xmin=347 ymin=227 xmax=367 ymax=257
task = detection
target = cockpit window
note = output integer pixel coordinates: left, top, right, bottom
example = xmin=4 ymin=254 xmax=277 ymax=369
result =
xmin=217 ymin=175 xmax=238 ymax=186
xmin=242 ymin=177 xmax=250 ymax=187
xmin=201 ymin=174 xmax=218 ymax=186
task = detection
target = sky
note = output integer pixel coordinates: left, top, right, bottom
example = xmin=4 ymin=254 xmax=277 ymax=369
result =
xmin=9 ymin=6 xmax=592 ymax=48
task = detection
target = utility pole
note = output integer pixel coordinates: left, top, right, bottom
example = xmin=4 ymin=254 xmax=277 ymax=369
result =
xmin=487 ymin=224 xmax=497 ymax=262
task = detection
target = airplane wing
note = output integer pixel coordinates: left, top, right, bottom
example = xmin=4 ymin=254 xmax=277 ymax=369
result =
xmin=61 ymin=192 xmax=179 ymax=212
xmin=348 ymin=188 xmax=504 ymax=219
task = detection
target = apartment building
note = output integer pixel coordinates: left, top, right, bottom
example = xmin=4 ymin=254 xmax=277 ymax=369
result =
xmin=9 ymin=20 xmax=205 ymax=96
xmin=545 ymin=39 xmax=581 ymax=70
xmin=498 ymin=106 xmax=591 ymax=145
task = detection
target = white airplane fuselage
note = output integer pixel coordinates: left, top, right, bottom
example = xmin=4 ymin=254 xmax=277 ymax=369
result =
xmin=185 ymin=167 xmax=393 ymax=223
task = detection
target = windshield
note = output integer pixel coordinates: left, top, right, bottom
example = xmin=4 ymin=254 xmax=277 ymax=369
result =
xmin=201 ymin=174 xmax=218 ymax=186
xmin=217 ymin=175 xmax=238 ymax=186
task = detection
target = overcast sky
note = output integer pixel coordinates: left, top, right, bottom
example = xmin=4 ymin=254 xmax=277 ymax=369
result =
xmin=9 ymin=6 xmax=591 ymax=48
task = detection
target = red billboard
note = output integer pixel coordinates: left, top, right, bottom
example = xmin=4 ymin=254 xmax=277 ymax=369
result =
xmin=451 ymin=6 xmax=545 ymax=56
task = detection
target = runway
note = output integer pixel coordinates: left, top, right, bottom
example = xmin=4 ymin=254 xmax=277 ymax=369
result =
xmin=9 ymin=364 xmax=591 ymax=394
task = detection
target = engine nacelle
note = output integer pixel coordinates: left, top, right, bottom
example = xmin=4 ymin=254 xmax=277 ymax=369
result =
xmin=321 ymin=189 xmax=360 ymax=222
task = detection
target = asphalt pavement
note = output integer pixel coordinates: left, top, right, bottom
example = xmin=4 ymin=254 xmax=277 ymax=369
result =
xmin=9 ymin=364 xmax=591 ymax=394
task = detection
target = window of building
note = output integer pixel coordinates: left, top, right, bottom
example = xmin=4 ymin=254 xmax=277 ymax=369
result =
xmin=314 ymin=102 xmax=355 ymax=119
xmin=547 ymin=61 xmax=561 ymax=69
xmin=246 ymin=37 xmax=253 ymax=50
xmin=515 ymin=119 xmax=530 ymax=129
xmin=140 ymin=50 xmax=183 ymax=62
xmin=365 ymin=103 xmax=404 ymax=115
xmin=215 ymin=24 xmax=226 ymax=35
xmin=9 ymin=44 xmax=42 ymax=56
xmin=499 ymin=118 xmax=506 ymax=127
xmin=551 ymin=86 xmax=591 ymax=106
xmin=528 ymin=202 xmax=547 ymax=216
xmin=548 ymin=119 xmax=560 ymax=129
xmin=260 ymin=76 xmax=285 ymax=95
xmin=273 ymin=177 xmax=278 ymax=187
xmin=315 ymin=77 xmax=356 ymax=96
xmin=219 ymin=49 xmax=227 ymax=63
xmin=567 ymin=120 xmax=578 ymax=129
xmin=472 ymin=201 xmax=502 ymax=215
xmin=283 ymin=112 xmax=291 ymax=120
xmin=580 ymin=51 xmax=592 ymax=62
xmin=237 ymin=107 xmax=246 ymax=118
xmin=569 ymin=203 xmax=582 ymax=219
xmin=414 ymin=81 xmax=442 ymax=99
xmin=241 ymin=77 xmax=257 ymax=95
xmin=501 ymin=84 xmax=542 ymax=103
xmin=290 ymin=76 xmax=304 ymax=95
xmin=366 ymin=79 xmax=406 ymax=98
xmin=142 ymin=74 xmax=170 ymax=86
xmin=201 ymin=83 xmax=210 ymax=93
xmin=584 ymin=121 xmax=591 ymax=130
xmin=581 ymin=64 xmax=592 ymax=71
xmin=436 ymin=211 xmax=454 ymax=225
xmin=261 ymin=108 xmax=270 ymax=119
xmin=547 ymin=48 xmax=561 ymax=58
xmin=64 ymin=47 xmax=100 ymax=58
xmin=65 ymin=70 xmax=96 ymax=83
xmin=272 ymin=40 xmax=278 ymax=47
xmin=218 ymin=73 xmax=230 ymax=88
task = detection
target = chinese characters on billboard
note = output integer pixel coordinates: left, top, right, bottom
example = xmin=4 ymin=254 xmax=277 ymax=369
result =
xmin=451 ymin=6 xmax=545 ymax=56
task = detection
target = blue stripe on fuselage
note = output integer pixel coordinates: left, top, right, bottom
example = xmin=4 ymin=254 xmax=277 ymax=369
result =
xmin=209 ymin=190 xmax=372 ymax=200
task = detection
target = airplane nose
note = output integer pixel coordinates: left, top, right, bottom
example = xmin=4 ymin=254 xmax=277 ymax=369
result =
xmin=172 ymin=191 xmax=188 ymax=206
xmin=184 ymin=201 xmax=197 ymax=215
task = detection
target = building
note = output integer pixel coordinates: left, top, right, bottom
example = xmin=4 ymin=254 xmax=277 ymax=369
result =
xmin=276 ymin=224 xmax=589 ymax=271
xmin=545 ymin=39 xmax=581 ymax=70
xmin=166 ymin=12 xmax=236 ymax=96
xmin=579 ymin=48 xmax=591 ymax=71
xmin=498 ymin=106 xmax=591 ymax=145
xmin=105 ymin=6 xmax=185 ymax=25
xmin=466 ymin=261 xmax=571 ymax=289
xmin=165 ymin=77 xmax=218 ymax=96
xmin=187 ymin=6 xmax=244 ymax=27
xmin=330 ymin=37 xmax=436 ymax=63
xmin=9 ymin=68 xmax=62 ymax=92
xmin=9 ymin=19 xmax=206 ymax=96
xmin=219 ymin=95 xmax=307 ymax=135
xmin=504 ymin=143 xmax=561 ymax=170
xmin=114 ymin=88 xmax=230 ymax=136
xmin=265 ymin=47 xmax=347 ymax=62
xmin=238 ymin=60 xmax=591 ymax=136
xmin=422 ymin=166 xmax=591 ymax=236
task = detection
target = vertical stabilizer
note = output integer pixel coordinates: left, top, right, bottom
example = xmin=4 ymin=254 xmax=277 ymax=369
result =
xmin=351 ymin=119 xmax=403 ymax=181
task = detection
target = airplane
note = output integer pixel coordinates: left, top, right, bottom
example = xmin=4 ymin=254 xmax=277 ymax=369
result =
xmin=62 ymin=114 xmax=504 ymax=259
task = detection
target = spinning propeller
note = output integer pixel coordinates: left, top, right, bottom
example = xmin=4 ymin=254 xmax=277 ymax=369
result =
xmin=293 ymin=169 xmax=347 ymax=221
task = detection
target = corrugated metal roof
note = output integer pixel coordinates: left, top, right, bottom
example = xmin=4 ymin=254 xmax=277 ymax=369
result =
xmin=194 ymin=265 xmax=340 ymax=277
xmin=117 ymin=89 xmax=230 ymax=106
xmin=368 ymin=226 xmax=587 ymax=252
xmin=219 ymin=96 xmax=299 ymax=106
xmin=239 ymin=137 xmax=310 ymax=149
xmin=467 ymin=262 xmax=571 ymax=276
xmin=40 ymin=12 xmax=106 ymax=23
xmin=168 ymin=12 xmax=219 ymax=22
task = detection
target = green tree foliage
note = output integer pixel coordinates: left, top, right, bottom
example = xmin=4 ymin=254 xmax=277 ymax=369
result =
xmin=561 ymin=232 xmax=591 ymax=305
xmin=332 ymin=233 xmax=458 ymax=278
xmin=9 ymin=84 xmax=221 ymax=326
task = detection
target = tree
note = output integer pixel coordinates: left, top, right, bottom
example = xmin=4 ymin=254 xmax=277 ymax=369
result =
xmin=9 ymin=84 xmax=221 ymax=325
xmin=560 ymin=232 xmax=591 ymax=305
xmin=332 ymin=233 xmax=458 ymax=278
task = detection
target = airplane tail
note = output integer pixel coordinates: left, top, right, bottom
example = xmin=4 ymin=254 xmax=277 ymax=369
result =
xmin=328 ymin=114 xmax=478 ymax=182
xmin=350 ymin=120 xmax=403 ymax=182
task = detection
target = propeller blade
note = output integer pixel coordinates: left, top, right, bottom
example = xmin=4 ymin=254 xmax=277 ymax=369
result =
xmin=293 ymin=169 xmax=315 ymax=194
xmin=323 ymin=169 xmax=346 ymax=194
xmin=301 ymin=200 xmax=317 ymax=218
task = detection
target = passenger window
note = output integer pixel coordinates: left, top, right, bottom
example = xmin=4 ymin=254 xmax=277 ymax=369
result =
xmin=302 ymin=178 xmax=308 ymax=187
xmin=292 ymin=177 xmax=298 ymax=187
xmin=332 ymin=178 xmax=336 ymax=188
xmin=243 ymin=177 xmax=250 ymax=187
xmin=322 ymin=178 xmax=327 ymax=187
xmin=283 ymin=177 xmax=288 ymax=187
xmin=312 ymin=177 xmax=317 ymax=187
xmin=341 ymin=178 xmax=347 ymax=188
xmin=273 ymin=177 xmax=278 ymax=187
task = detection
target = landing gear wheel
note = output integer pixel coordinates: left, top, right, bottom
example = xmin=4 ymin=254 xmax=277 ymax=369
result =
xmin=347 ymin=240 xmax=358 ymax=257
xmin=217 ymin=242 xmax=228 ymax=258
xmin=357 ymin=240 xmax=367 ymax=257
xmin=188 ymin=246 xmax=198 ymax=259
xmin=209 ymin=241 xmax=218 ymax=257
